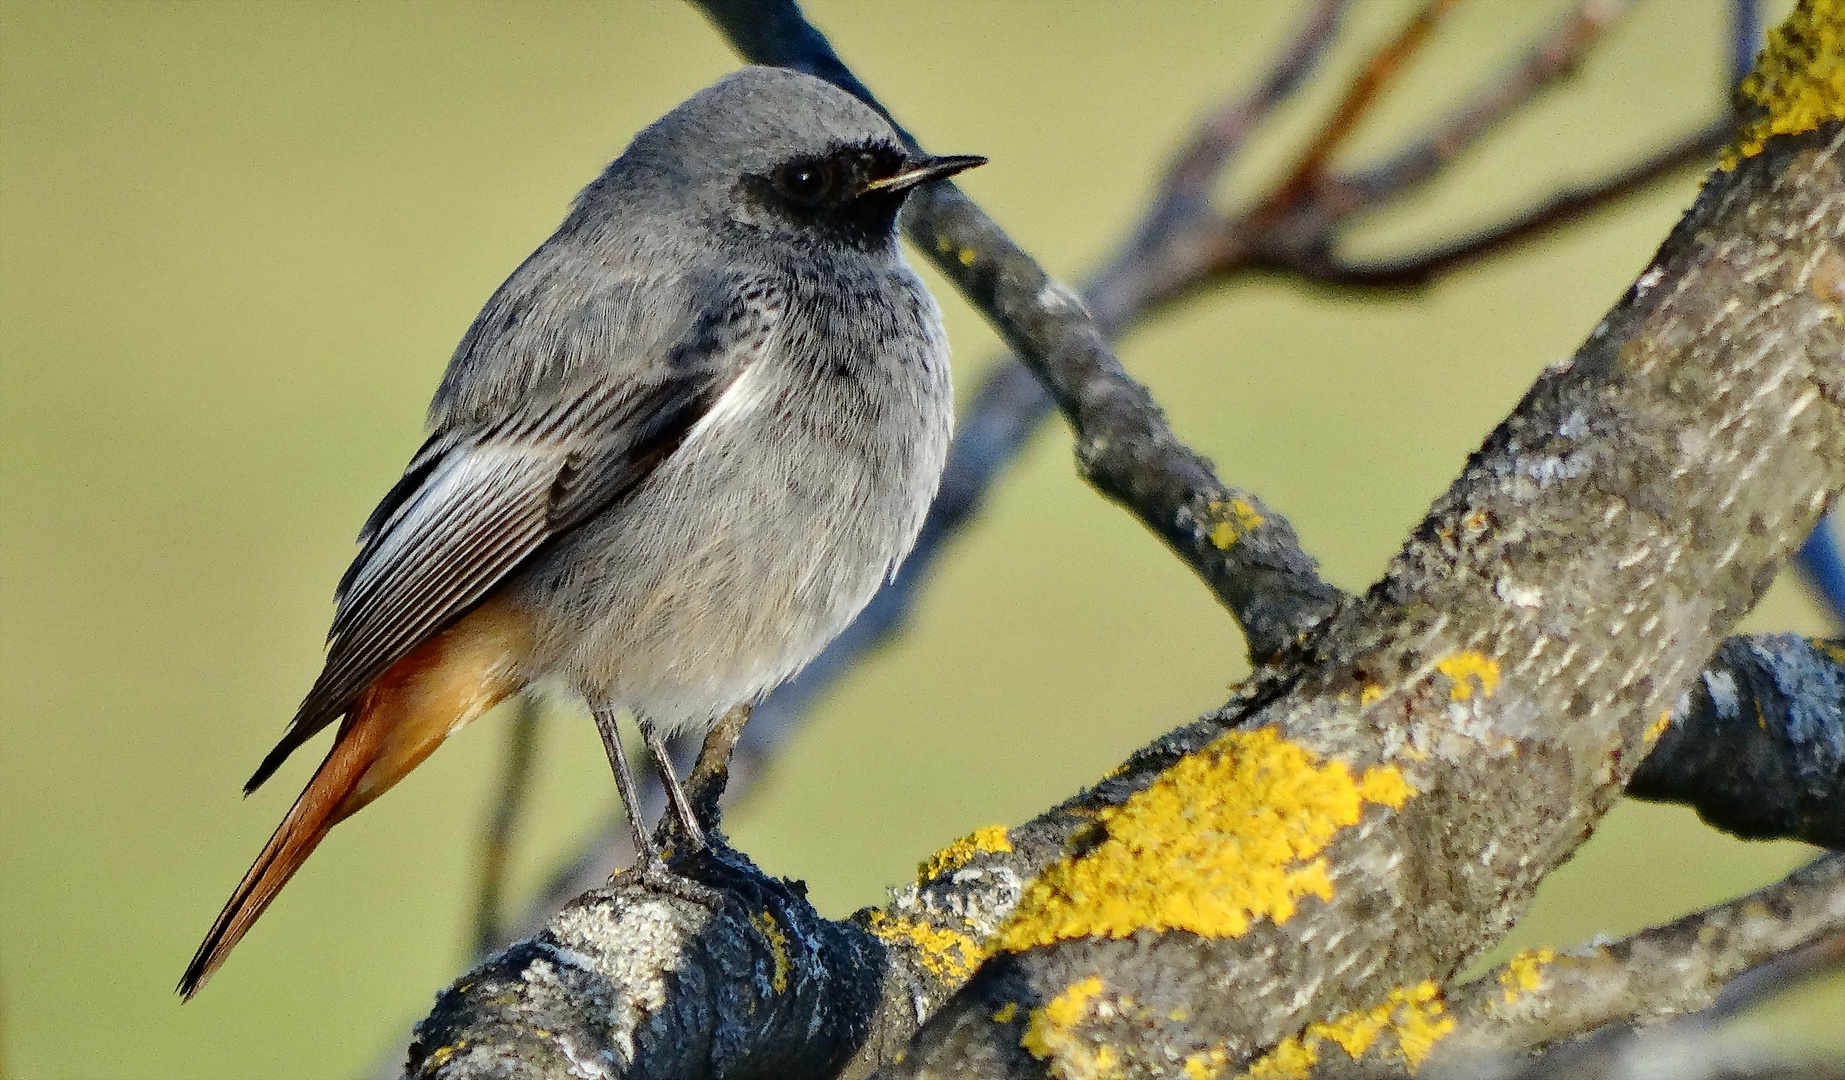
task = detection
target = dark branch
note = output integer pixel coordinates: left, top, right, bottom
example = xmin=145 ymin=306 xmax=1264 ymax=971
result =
xmin=1274 ymin=0 xmax=1466 ymax=205
xmin=1629 ymin=634 xmax=1845 ymax=849
xmin=408 ymin=847 xmax=885 ymax=1080
xmin=1310 ymin=118 xmax=1731 ymax=289
xmin=1795 ymin=517 xmax=1845 ymax=623
xmin=1146 ymin=0 xmax=1352 ymax=234
xmin=1336 ymin=0 xmax=1643 ymax=211
xmin=472 ymin=696 xmax=541 ymax=957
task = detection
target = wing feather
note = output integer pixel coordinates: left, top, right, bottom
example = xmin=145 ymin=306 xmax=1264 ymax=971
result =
xmin=244 ymin=274 xmax=783 ymax=793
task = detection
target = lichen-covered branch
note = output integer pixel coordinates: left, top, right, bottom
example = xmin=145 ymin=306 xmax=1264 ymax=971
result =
xmin=1308 ymin=851 xmax=1845 ymax=1077
xmin=404 ymin=4 xmax=1845 ymax=1078
xmin=1435 ymin=1029 xmax=1845 ymax=1080
xmin=407 ymin=847 xmax=884 ymax=1080
xmin=882 ymin=119 xmax=1845 ymax=1076
xmin=1629 ymin=634 xmax=1845 ymax=848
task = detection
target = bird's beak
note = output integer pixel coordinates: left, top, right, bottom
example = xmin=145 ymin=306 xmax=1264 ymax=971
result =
xmin=861 ymin=154 xmax=987 ymax=195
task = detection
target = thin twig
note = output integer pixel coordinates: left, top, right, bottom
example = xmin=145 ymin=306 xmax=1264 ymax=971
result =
xmin=1307 ymin=118 xmax=1730 ymax=288
xmin=1276 ymin=0 xmax=1468 ymax=204
xmin=1730 ymin=0 xmax=1763 ymax=92
xmin=470 ymin=695 xmax=539 ymax=958
xmin=1146 ymin=0 xmax=1352 ymax=232
xmin=1796 ymin=521 xmax=1845 ymax=626
xmin=1338 ymin=0 xmax=1643 ymax=211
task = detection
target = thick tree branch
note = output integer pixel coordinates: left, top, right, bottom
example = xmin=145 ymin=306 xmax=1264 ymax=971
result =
xmin=885 ymin=123 xmax=1845 ymax=1077
xmin=1439 ymin=1029 xmax=1845 ymax=1080
xmin=407 ymin=848 xmax=885 ymax=1080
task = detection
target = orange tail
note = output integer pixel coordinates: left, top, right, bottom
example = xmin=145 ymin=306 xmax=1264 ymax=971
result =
xmin=179 ymin=598 xmax=532 ymax=998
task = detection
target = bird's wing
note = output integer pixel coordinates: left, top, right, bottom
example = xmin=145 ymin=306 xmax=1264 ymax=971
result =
xmin=245 ymin=275 xmax=781 ymax=792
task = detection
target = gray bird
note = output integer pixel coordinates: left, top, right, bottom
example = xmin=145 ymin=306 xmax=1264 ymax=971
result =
xmin=180 ymin=65 xmax=981 ymax=997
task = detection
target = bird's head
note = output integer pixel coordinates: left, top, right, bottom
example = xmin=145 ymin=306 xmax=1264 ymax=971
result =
xmin=587 ymin=66 xmax=984 ymax=252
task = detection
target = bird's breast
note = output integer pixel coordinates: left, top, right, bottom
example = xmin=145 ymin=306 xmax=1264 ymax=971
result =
xmin=516 ymin=268 xmax=952 ymax=732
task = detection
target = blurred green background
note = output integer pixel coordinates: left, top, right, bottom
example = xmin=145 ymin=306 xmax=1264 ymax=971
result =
xmin=1 ymin=2 xmax=1837 ymax=1077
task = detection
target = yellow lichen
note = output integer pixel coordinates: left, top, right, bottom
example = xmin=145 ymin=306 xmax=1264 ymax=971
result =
xmin=1240 ymin=1035 xmax=1316 ymax=1080
xmin=1497 ymin=947 xmax=1555 ymax=1005
xmin=920 ymin=824 xmax=1014 ymax=881
xmin=1207 ymin=498 xmax=1267 ymax=550
xmin=1359 ymin=683 xmax=1385 ymax=706
xmin=959 ymin=247 xmax=978 ymax=266
xmin=1241 ymin=983 xmax=1455 ymax=1078
xmin=750 ymin=911 xmax=791 ymax=994
xmin=865 ymin=909 xmax=988 ymax=981
xmin=1643 ymin=709 xmax=1674 ymax=746
xmin=1435 ymin=652 xmax=1501 ymax=701
xmin=1384 ymin=983 xmax=1457 ymax=1068
xmin=993 ymin=1001 xmax=1019 ymax=1024
xmin=1183 ymin=1048 xmax=1230 ymax=1080
xmin=1727 ymin=0 xmax=1845 ymax=166
xmin=995 ymin=727 xmax=1415 ymax=951
xmin=1021 ymin=976 xmax=1120 ymax=1079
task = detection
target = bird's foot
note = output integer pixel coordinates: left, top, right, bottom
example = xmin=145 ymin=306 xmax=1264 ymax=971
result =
xmin=625 ymin=853 xmax=723 ymax=907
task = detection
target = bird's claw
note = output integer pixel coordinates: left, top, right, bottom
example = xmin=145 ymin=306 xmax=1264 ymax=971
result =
xmin=625 ymin=855 xmax=724 ymax=907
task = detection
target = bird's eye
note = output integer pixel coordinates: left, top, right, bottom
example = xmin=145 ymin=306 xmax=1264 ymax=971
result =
xmin=773 ymin=161 xmax=834 ymax=205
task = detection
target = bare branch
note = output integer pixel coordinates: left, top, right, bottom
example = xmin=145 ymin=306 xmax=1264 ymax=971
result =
xmin=1146 ymin=0 xmax=1352 ymax=233
xmin=1337 ymin=0 xmax=1644 ymax=210
xmin=471 ymin=696 xmax=541 ymax=957
xmin=1795 ymin=517 xmax=1845 ymax=622
xmin=1730 ymin=0 xmax=1764 ymax=92
xmin=1312 ymin=118 xmax=1731 ymax=289
xmin=1276 ymin=0 xmax=1468 ymax=205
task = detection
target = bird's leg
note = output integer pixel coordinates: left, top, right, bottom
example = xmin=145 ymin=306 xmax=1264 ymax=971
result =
xmin=640 ymin=719 xmax=707 ymax=853
xmin=590 ymin=702 xmax=657 ymax=866
xmin=591 ymin=703 xmax=720 ymax=906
